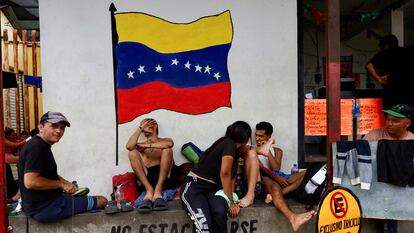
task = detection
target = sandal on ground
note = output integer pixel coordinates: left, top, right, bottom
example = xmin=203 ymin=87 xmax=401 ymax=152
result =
xmin=104 ymin=200 xmax=119 ymax=214
xmin=137 ymin=199 xmax=153 ymax=213
xmin=152 ymin=198 xmax=168 ymax=211
xmin=120 ymin=200 xmax=134 ymax=212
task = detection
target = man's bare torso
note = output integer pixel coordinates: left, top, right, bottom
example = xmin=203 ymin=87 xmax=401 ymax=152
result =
xmin=139 ymin=138 xmax=164 ymax=168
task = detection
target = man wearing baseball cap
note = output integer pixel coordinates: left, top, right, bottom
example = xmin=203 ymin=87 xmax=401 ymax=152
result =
xmin=364 ymin=104 xmax=414 ymax=141
xmin=18 ymin=111 xmax=108 ymax=222
xmin=364 ymin=104 xmax=414 ymax=233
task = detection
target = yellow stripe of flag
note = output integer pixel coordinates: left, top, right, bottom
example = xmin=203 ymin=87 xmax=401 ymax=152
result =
xmin=115 ymin=11 xmax=233 ymax=54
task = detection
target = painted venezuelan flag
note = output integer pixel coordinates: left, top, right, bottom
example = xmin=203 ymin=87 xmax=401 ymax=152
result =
xmin=114 ymin=11 xmax=233 ymax=124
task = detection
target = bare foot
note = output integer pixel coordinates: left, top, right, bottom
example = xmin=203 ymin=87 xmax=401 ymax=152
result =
xmin=265 ymin=194 xmax=273 ymax=204
xmin=290 ymin=210 xmax=316 ymax=232
xmin=143 ymin=191 xmax=154 ymax=201
xmin=153 ymin=186 xmax=163 ymax=200
xmin=257 ymin=138 xmax=275 ymax=155
xmin=238 ymin=195 xmax=254 ymax=208
xmin=153 ymin=192 xmax=163 ymax=200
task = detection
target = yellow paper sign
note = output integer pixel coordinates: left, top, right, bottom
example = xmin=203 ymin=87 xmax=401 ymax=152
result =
xmin=317 ymin=187 xmax=362 ymax=233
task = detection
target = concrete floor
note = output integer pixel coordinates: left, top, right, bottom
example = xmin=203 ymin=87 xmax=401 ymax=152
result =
xmin=9 ymin=200 xmax=414 ymax=233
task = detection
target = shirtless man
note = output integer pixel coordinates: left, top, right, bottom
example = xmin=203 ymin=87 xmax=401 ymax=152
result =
xmin=255 ymin=121 xmax=316 ymax=232
xmin=126 ymin=118 xmax=179 ymax=211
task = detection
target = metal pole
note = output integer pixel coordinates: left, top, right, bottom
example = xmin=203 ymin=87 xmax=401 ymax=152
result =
xmin=13 ymin=30 xmax=21 ymax=136
xmin=0 ymin=13 xmax=10 ymax=232
xmin=325 ymin=0 xmax=341 ymax=188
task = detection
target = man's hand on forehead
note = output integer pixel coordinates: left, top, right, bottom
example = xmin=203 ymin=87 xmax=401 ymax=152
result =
xmin=140 ymin=119 xmax=158 ymax=133
xmin=140 ymin=119 xmax=155 ymax=126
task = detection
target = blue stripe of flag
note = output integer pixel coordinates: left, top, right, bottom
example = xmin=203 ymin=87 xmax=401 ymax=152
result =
xmin=116 ymin=42 xmax=231 ymax=89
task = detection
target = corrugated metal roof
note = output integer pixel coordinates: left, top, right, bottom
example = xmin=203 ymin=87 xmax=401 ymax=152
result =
xmin=2 ymin=0 xmax=38 ymax=34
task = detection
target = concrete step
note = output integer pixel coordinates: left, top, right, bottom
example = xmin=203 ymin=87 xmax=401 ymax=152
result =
xmin=8 ymin=200 xmax=414 ymax=233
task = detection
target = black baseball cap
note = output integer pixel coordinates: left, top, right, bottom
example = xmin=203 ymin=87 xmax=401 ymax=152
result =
xmin=40 ymin=111 xmax=71 ymax=127
xmin=383 ymin=104 xmax=413 ymax=119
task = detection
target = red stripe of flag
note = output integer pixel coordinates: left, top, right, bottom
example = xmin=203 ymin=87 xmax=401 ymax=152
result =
xmin=117 ymin=82 xmax=231 ymax=123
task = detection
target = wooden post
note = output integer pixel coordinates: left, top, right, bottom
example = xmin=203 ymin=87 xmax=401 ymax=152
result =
xmin=13 ymin=30 xmax=21 ymax=135
xmin=22 ymin=30 xmax=30 ymax=131
xmin=325 ymin=0 xmax=341 ymax=188
xmin=2 ymin=29 xmax=11 ymax=128
xmin=31 ymin=30 xmax=39 ymax=125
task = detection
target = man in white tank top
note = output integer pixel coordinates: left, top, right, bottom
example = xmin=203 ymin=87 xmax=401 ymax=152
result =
xmin=255 ymin=122 xmax=316 ymax=232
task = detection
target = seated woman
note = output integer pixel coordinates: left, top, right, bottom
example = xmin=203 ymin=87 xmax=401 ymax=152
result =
xmin=180 ymin=121 xmax=251 ymax=233
xmin=5 ymin=127 xmax=26 ymax=202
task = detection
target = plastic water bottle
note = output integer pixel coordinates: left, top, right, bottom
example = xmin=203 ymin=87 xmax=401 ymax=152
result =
xmin=291 ymin=163 xmax=299 ymax=175
xmin=114 ymin=185 xmax=124 ymax=209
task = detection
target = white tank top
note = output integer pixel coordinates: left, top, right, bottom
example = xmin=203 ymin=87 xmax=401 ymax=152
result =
xmin=258 ymin=147 xmax=275 ymax=169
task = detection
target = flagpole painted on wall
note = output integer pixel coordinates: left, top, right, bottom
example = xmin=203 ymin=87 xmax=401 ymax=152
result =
xmin=110 ymin=3 xmax=119 ymax=165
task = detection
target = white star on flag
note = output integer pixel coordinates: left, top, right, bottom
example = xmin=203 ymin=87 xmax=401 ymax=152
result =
xmin=184 ymin=61 xmax=191 ymax=69
xmin=195 ymin=65 xmax=202 ymax=72
xmin=171 ymin=58 xmax=179 ymax=65
xmin=155 ymin=64 xmax=163 ymax=72
xmin=138 ymin=65 xmax=146 ymax=74
xmin=204 ymin=65 xmax=211 ymax=74
xmin=214 ymin=72 xmax=221 ymax=80
xmin=127 ymin=70 xmax=135 ymax=79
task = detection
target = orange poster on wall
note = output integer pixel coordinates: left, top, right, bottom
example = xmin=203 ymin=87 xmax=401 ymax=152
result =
xmin=359 ymin=98 xmax=384 ymax=135
xmin=305 ymin=99 xmax=353 ymax=136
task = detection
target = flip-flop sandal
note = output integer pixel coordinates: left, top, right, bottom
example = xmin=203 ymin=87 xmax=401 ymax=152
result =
xmin=72 ymin=187 xmax=90 ymax=196
xmin=137 ymin=199 xmax=153 ymax=213
xmin=104 ymin=200 xmax=119 ymax=214
xmin=120 ymin=200 xmax=134 ymax=212
xmin=152 ymin=198 xmax=168 ymax=211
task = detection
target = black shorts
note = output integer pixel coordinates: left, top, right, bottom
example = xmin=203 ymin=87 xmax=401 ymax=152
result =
xmin=6 ymin=164 xmax=19 ymax=199
xmin=138 ymin=164 xmax=180 ymax=191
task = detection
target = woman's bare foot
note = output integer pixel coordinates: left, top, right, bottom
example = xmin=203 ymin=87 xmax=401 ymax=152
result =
xmin=265 ymin=193 xmax=273 ymax=204
xmin=290 ymin=210 xmax=316 ymax=232
xmin=238 ymin=194 xmax=254 ymax=208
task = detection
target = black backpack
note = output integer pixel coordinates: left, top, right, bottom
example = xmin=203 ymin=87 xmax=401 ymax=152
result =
xmin=295 ymin=162 xmax=327 ymax=207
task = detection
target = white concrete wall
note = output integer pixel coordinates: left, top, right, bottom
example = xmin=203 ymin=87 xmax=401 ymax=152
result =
xmin=39 ymin=0 xmax=298 ymax=196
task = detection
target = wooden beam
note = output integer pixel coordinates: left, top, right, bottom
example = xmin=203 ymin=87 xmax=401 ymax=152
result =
xmin=31 ymin=30 xmax=39 ymax=125
xmin=3 ymin=29 xmax=11 ymax=128
xmin=23 ymin=30 xmax=30 ymax=131
xmin=325 ymin=0 xmax=341 ymax=188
